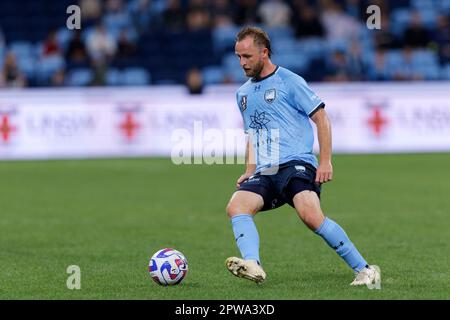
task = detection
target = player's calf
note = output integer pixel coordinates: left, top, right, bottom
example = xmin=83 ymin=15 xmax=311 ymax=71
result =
xmin=292 ymin=191 xmax=325 ymax=230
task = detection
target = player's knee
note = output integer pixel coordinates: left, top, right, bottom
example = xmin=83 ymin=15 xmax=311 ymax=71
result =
xmin=300 ymin=210 xmax=323 ymax=230
xmin=226 ymin=201 xmax=242 ymax=218
xmin=226 ymin=200 xmax=256 ymax=218
xmin=294 ymin=192 xmax=324 ymax=230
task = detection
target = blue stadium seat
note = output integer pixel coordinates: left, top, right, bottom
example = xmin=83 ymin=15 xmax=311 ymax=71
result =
xmin=212 ymin=26 xmax=239 ymax=53
xmin=9 ymin=41 xmax=35 ymax=59
xmin=441 ymin=64 xmax=450 ymax=79
xmin=294 ymin=38 xmax=328 ymax=60
xmin=326 ymin=38 xmax=350 ymax=54
xmin=106 ymin=68 xmax=122 ymax=86
xmin=272 ymin=53 xmax=309 ymax=73
xmin=226 ymin=68 xmax=247 ymax=83
xmin=67 ymin=68 xmax=93 ymax=86
xmin=440 ymin=0 xmax=450 ymax=13
xmin=35 ymin=41 xmax=45 ymax=58
xmin=81 ymin=26 xmax=96 ymax=43
xmin=202 ymin=66 xmax=225 ymax=85
xmin=103 ymin=12 xmax=133 ymax=35
xmin=222 ymin=53 xmax=238 ymax=71
xmin=16 ymin=55 xmax=36 ymax=78
xmin=272 ymin=38 xmax=296 ymax=54
xmin=122 ymin=67 xmax=150 ymax=85
xmin=390 ymin=8 xmax=412 ymax=36
xmin=411 ymin=0 xmax=435 ymax=10
xmin=56 ymin=27 xmax=73 ymax=52
xmin=36 ymin=55 xmax=65 ymax=81
xmin=0 ymin=47 xmax=5 ymax=65
xmin=411 ymin=50 xmax=439 ymax=67
xmin=266 ymin=26 xmax=295 ymax=42
xmin=414 ymin=64 xmax=440 ymax=80
xmin=385 ymin=50 xmax=404 ymax=69
xmin=419 ymin=9 xmax=438 ymax=28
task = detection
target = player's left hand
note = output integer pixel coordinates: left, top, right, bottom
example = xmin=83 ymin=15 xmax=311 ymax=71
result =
xmin=316 ymin=162 xmax=333 ymax=184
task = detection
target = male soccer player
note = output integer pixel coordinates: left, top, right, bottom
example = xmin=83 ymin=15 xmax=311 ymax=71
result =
xmin=225 ymin=27 xmax=380 ymax=286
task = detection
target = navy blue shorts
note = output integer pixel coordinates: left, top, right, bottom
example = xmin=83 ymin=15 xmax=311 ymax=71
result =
xmin=238 ymin=160 xmax=322 ymax=211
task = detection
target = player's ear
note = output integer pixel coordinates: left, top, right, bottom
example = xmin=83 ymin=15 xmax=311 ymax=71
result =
xmin=261 ymin=47 xmax=269 ymax=58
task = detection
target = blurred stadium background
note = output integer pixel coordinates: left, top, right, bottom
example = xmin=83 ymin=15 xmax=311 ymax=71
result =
xmin=1 ymin=0 xmax=449 ymax=300
xmin=1 ymin=0 xmax=450 ymax=87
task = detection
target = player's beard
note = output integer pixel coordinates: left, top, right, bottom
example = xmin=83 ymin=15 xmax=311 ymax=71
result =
xmin=245 ymin=59 xmax=264 ymax=78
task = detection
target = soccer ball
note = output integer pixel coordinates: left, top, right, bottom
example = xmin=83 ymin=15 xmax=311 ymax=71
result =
xmin=148 ymin=248 xmax=188 ymax=286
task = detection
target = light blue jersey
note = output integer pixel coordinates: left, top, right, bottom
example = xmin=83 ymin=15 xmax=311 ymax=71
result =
xmin=236 ymin=66 xmax=324 ymax=173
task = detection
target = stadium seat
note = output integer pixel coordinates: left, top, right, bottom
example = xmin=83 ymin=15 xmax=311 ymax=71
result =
xmin=419 ymin=9 xmax=438 ymax=28
xmin=272 ymin=52 xmax=309 ymax=73
xmin=9 ymin=41 xmax=34 ymax=59
xmin=103 ymin=12 xmax=133 ymax=36
xmin=202 ymin=66 xmax=225 ymax=85
xmin=81 ymin=26 xmax=96 ymax=43
xmin=414 ymin=64 xmax=441 ymax=79
xmin=266 ymin=26 xmax=295 ymax=42
xmin=390 ymin=8 xmax=412 ymax=36
xmin=441 ymin=64 xmax=450 ymax=79
xmin=212 ymin=26 xmax=239 ymax=53
xmin=385 ymin=50 xmax=404 ymax=69
xmin=106 ymin=68 xmax=122 ymax=86
xmin=222 ymin=53 xmax=238 ymax=71
xmin=226 ymin=68 xmax=247 ymax=83
xmin=16 ymin=55 xmax=36 ymax=78
xmin=67 ymin=68 xmax=93 ymax=86
xmin=294 ymin=38 xmax=328 ymax=60
xmin=411 ymin=50 xmax=439 ymax=67
xmin=411 ymin=0 xmax=435 ymax=10
xmin=36 ymin=55 xmax=65 ymax=83
xmin=326 ymin=38 xmax=350 ymax=54
xmin=0 ymin=46 xmax=5 ymax=65
xmin=122 ymin=67 xmax=150 ymax=85
xmin=440 ymin=0 xmax=450 ymax=13
xmin=271 ymin=38 xmax=296 ymax=54
xmin=56 ymin=27 xmax=73 ymax=52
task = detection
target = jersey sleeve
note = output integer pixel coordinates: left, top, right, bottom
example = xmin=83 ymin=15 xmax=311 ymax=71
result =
xmin=236 ymin=91 xmax=249 ymax=133
xmin=288 ymin=75 xmax=325 ymax=117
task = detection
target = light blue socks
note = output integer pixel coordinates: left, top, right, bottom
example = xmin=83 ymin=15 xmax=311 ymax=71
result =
xmin=230 ymin=214 xmax=367 ymax=272
xmin=231 ymin=214 xmax=260 ymax=263
xmin=315 ymin=217 xmax=368 ymax=272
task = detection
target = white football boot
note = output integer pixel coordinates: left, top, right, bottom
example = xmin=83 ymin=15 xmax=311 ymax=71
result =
xmin=350 ymin=265 xmax=381 ymax=287
xmin=225 ymin=257 xmax=266 ymax=284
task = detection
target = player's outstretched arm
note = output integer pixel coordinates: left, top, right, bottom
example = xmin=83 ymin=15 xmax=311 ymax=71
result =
xmin=236 ymin=135 xmax=256 ymax=188
xmin=311 ymin=108 xmax=333 ymax=184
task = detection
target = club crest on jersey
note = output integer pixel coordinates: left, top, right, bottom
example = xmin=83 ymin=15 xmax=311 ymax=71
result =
xmin=240 ymin=95 xmax=247 ymax=111
xmin=264 ymin=89 xmax=276 ymax=103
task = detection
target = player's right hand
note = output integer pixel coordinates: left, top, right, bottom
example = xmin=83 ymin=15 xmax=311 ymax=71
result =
xmin=236 ymin=173 xmax=252 ymax=188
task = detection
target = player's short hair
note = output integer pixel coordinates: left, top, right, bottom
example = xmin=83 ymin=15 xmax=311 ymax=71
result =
xmin=236 ymin=27 xmax=272 ymax=58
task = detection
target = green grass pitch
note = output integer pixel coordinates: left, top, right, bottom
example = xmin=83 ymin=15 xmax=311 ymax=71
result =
xmin=0 ymin=153 xmax=449 ymax=300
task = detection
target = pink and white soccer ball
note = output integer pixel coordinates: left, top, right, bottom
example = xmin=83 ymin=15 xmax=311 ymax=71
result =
xmin=148 ymin=248 xmax=188 ymax=286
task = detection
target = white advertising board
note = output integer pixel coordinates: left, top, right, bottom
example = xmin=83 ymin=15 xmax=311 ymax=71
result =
xmin=0 ymin=82 xmax=449 ymax=160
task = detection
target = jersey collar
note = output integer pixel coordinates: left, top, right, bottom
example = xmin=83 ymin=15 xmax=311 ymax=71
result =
xmin=251 ymin=65 xmax=279 ymax=83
